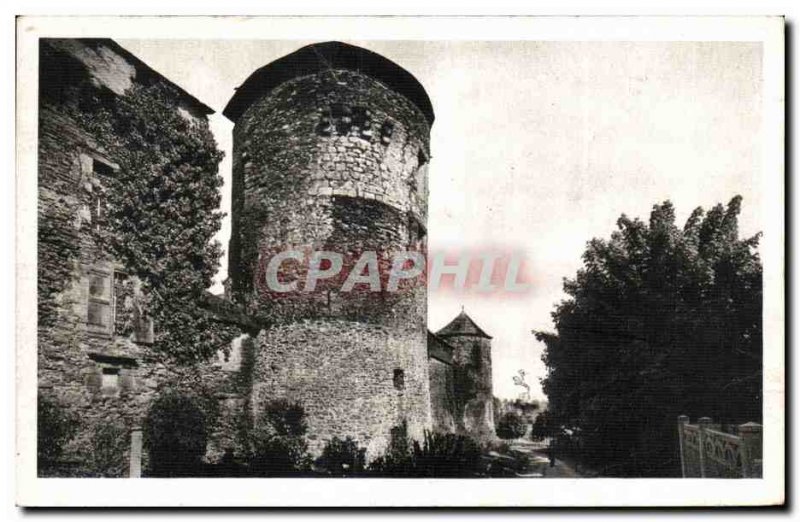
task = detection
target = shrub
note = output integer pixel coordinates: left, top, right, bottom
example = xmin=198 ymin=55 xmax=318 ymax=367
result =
xmin=87 ymin=418 xmax=130 ymax=477
xmin=410 ymin=431 xmax=484 ymax=477
xmin=316 ymin=436 xmax=367 ymax=476
xmin=249 ymin=399 xmax=311 ymax=476
xmin=496 ymin=411 xmax=528 ymax=440
xmin=369 ymin=421 xmax=413 ymax=475
xmin=371 ymin=427 xmax=484 ymax=478
xmin=37 ymin=394 xmax=79 ymax=473
xmin=144 ymin=391 xmax=211 ymax=477
xmin=258 ymin=399 xmax=307 ymax=437
xmin=530 ymin=411 xmax=556 ymax=442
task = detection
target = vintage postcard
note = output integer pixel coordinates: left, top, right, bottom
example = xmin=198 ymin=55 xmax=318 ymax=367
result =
xmin=15 ymin=16 xmax=784 ymax=506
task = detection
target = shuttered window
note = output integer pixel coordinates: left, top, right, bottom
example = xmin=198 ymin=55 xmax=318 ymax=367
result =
xmin=87 ymin=270 xmax=113 ymax=336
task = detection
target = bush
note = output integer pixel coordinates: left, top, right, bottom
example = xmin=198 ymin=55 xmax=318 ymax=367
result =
xmin=530 ymin=411 xmax=553 ymax=442
xmin=411 ymin=431 xmax=484 ymax=477
xmin=37 ymin=394 xmax=79 ymax=473
xmin=87 ymin=418 xmax=130 ymax=477
xmin=258 ymin=398 xmax=307 ymax=438
xmin=249 ymin=399 xmax=311 ymax=476
xmin=371 ymin=427 xmax=484 ymax=478
xmin=368 ymin=421 xmax=414 ymax=475
xmin=316 ymin=436 xmax=366 ymax=476
xmin=496 ymin=411 xmax=527 ymax=440
xmin=144 ymin=391 xmax=211 ymax=477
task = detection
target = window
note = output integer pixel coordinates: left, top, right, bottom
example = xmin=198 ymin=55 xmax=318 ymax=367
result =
xmin=87 ymin=270 xmax=113 ymax=336
xmin=316 ymin=104 xmax=373 ymax=141
xmin=101 ymin=367 xmax=120 ymax=389
xmin=379 ymin=121 xmax=395 ymax=145
xmin=393 ymin=369 xmax=405 ymax=391
xmin=87 ymin=269 xmax=133 ymax=338
xmin=113 ymin=273 xmax=133 ymax=337
xmin=89 ymin=159 xmax=114 ymax=232
xmin=351 ymin=107 xmax=372 ymax=140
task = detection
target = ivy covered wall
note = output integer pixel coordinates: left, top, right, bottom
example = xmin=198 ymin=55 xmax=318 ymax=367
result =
xmin=37 ymin=39 xmax=247 ymax=476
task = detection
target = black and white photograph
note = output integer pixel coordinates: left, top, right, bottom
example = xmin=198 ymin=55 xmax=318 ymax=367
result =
xmin=14 ymin=15 xmax=785 ymax=507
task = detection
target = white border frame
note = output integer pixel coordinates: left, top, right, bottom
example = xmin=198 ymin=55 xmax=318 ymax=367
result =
xmin=15 ymin=15 xmax=784 ymax=507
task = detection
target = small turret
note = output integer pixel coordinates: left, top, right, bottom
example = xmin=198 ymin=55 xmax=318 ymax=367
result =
xmin=436 ymin=309 xmax=495 ymax=441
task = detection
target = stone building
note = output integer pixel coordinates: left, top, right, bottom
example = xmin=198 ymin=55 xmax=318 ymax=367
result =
xmin=427 ymin=331 xmax=457 ymax=433
xmin=221 ymin=41 xmax=436 ymax=457
xmin=37 ymin=39 xmax=495 ymax=473
xmin=435 ymin=310 xmax=496 ymax=440
xmin=36 ymin=38 xmax=224 ymax=474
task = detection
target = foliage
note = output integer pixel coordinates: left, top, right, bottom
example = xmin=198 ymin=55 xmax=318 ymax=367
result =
xmin=536 ymin=197 xmax=762 ymax=476
xmin=529 ymin=410 xmax=553 ymax=442
xmin=248 ymin=399 xmax=311 ymax=476
xmin=86 ymin=417 xmax=130 ymax=477
xmin=496 ymin=411 xmax=528 ymax=440
xmin=144 ymin=390 xmax=213 ymax=477
xmin=37 ymin=393 xmax=79 ymax=470
xmin=368 ymin=421 xmax=414 ymax=475
xmin=316 ymin=436 xmax=367 ymax=476
xmin=71 ymin=82 xmax=235 ymax=363
xmin=409 ymin=431 xmax=484 ymax=477
xmin=370 ymin=427 xmax=484 ymax=478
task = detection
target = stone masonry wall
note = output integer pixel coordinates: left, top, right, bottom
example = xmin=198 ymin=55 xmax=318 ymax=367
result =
xmin=37 ymin=40 xmax=243 ymax=475
xmin=229 ymin=69 xmax=430 ymax=305
xmin=252 ymin=320 xmax=430 ymax=459
xmin=448 ymin=337 xmax=496 ymax=442
xmin=229 ymin=66 xmax=432 ymax=460
xmin=38 ymin=100 xmax=249 ymax=473
xmin=428 ymin=357 xmax=456 ymax=433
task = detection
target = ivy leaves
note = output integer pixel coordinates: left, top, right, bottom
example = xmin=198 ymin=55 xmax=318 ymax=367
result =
xmin=77 ymin=83 xmax=237 ymax=362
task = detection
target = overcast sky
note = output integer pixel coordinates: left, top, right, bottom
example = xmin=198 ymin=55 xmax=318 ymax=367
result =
xmin=120 ymin=39 xmax=762 ymax=400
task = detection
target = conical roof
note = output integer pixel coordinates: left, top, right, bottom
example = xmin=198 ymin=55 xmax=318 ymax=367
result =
xmin=223 ymin=41 xmax=435 ymax=125
xmin=436 ymin=310 xmax=492 ymax=339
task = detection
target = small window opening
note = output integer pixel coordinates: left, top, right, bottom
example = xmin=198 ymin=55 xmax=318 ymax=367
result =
xmin=393 ymin=369 xmax=405 ymax=391
xmin=89 ymin=159 xmax=114 ymax=232
xmin=331 ymin=103 xmax=352 ymax=135
xmin=101 ymin=367 xmax=120 ymax=389
xmin=380 ymin=121 xmax=395 ymax=145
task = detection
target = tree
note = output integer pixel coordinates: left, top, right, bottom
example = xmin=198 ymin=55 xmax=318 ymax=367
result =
xmin=512 ymin=369 xmax=531 ymax=401
xmin=248 ymin=399 xmax=311 ymax=476
xmin=316 ymin=436 xmax=367 ymax=476
xmin=535 ymin=197 xmax=762 ymax=476
xmin=37 ymin=394 xmax=79 ymax=472
xmin=496 ymin=411 xmax=527 ymax=440
xmin=144 ymin=390 xmax=214 ymax=477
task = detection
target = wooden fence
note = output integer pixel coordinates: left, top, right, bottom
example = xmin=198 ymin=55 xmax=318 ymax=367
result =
xmin=677 ymin=416 xmax=762 ymax=478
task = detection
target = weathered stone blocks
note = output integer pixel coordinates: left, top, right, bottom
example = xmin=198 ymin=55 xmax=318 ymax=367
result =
xmin=225 ymin=42 xmax=434 ymax=458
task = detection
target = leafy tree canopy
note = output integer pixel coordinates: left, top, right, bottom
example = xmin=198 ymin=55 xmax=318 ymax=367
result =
xmin=535 ymin=196 xmax=762 ymax=476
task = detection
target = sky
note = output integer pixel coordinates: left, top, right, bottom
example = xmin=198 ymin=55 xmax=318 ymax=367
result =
xmin=120 ymin=39 xmax=763 ymax=400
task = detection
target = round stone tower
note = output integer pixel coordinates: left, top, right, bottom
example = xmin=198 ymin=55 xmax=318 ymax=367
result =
xmin=436 ymin=310 xmax=496 ymax=441
xmin=223 ymin=42 xmax=434 ymax=458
